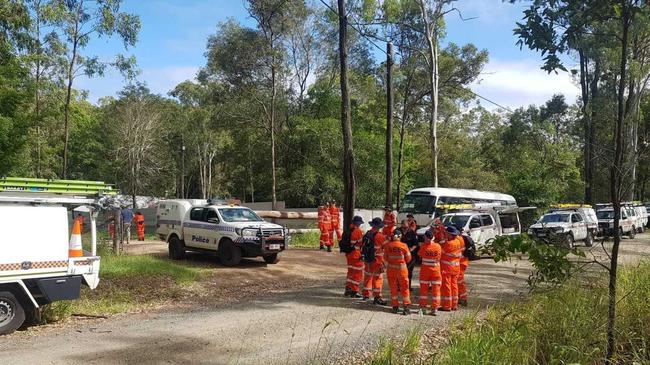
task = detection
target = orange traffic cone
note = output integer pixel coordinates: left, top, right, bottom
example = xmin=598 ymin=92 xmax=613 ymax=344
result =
xmin=69 ymin=217 xmax=83 ymax=257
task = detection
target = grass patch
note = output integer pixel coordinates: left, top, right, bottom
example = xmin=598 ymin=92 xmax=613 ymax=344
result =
xmin=436 ymin=264 xmax=650 ymax=365
xmin=100 ymin=254 xmax=204 ymax=283
xmin=290 ymin=231 xmax=322 ymax=248
xmin=369 ymin=327 xmax=424 ymax=365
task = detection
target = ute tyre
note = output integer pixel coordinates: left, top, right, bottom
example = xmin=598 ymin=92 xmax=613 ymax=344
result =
xmin=584 ymin=232 xmax=594 ymax=247
xmin=263 ymin=253 xmax=280 ymax=264
xmin=0 ymin=291 xmax=25 ymax=336
xmin=563 ymin=234 xmax=574 ymax=249
xmin=629 ymin=227 xmax=636 ymax=239
xmin=168 ymin=236 xmax=186 ymax=260
xmin=219 ymin=239 xmax=242 ymax=266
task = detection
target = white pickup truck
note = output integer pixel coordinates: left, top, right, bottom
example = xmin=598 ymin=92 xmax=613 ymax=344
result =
xmin=156 ymin=200 xmax=287 ymax=266
xmin=0 ymin=178 xmax=108 ymax=335
xmin=528 ymin=207 xmax=598 ymax=248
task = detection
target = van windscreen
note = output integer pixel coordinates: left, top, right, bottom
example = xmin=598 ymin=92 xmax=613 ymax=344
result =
xmin=401 ymin=195 xmax=436 ymax=215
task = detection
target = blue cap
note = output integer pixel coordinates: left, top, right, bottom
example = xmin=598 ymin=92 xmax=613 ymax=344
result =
xmin=352 ymin=215 xmax=364 ymax=225
xmin=445 ymin=225 xmax=461 ymax=236
xmin=370 ymin=217 xmax=384 ymax=228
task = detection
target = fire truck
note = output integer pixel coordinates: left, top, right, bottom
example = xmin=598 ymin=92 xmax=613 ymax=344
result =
xmin=0 ymin=177 xmax=114 ymax=335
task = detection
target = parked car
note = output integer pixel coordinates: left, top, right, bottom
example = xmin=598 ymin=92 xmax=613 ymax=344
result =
xmin=596 ymin=207 xmax=636 ymax=238
xmin=528 ymin=207 xmax=598 ymax=248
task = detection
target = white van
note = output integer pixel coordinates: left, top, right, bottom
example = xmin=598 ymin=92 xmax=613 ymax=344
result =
xmin=398 ymin=188 xmax=516 ymax=228
xmin=596 ymin=208 xmax=636 ymax=238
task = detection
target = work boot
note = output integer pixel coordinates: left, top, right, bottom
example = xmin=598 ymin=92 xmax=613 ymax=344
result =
xmin=327 ymin=246 xmax=332 ymax=252
xmin=349 ymin=292 xmax=362 ymax=299
xmin=459 ymin=299 xmax=468 ymax=307
xmin=402 ymin=306 xmax=410 ymax=315
xmin=344 ymin=288 xmax=352 ymax=297
xmin=392 ymin=306 xmax=399 ymax=314
xmin=320 ymin=245 xmax=325 ymax=250
xmin=362 ymin=296 xmax=369 ymax=301
xmin=438 ymin=307 xmax=451 ymax=312
xmin=429 ymin=309 xmax=437 ymax=316
xmin=373 ymin=297 xmax=387 ymax=306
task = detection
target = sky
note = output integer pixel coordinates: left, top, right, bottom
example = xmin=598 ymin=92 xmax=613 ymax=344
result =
xmin=77 ymin=0 xmax=581 ymax=109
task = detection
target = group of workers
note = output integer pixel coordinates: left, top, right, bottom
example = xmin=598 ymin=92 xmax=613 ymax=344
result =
xmin=339 ymin=208 xmax=471 ymax=315
xmin=317 ymin=201 xmax=342 ymax=252
xmin=106 ymin=207 xmax=146 ymax=242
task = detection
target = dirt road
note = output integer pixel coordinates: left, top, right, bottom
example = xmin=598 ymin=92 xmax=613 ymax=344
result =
xmin=2 ymin=236 xmax=649 ymax=365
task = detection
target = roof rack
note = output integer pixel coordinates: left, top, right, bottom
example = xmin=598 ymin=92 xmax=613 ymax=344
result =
xmin=550 ymin=204 xmax=592 ymax=209
xmin=0 ymin=177 xmax=117 ymax=196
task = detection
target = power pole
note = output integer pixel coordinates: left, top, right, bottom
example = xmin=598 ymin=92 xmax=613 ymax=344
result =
xmin=338 ymin=0 xmax=356 ymax=228
xmin=385 ymin=41 xmax=394 ymax=209
xmin=181 ymin=144 xmax=186 ymax=198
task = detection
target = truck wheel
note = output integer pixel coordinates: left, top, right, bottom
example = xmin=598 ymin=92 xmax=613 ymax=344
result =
xmin=263 ymin=253 xmax=280 ymax=264
xmin=218 ymin=239 xmax=241 ymax=266
xmin=563 ymin=234 xmax=574 ymax=249
xmin=628 ymin=227 xmax=636 ymax=239
xmin=0 ymin=291 xmax=25 ymax=336
xmin=584 ymin=232 xmax=594 ymax=247
xmin=168 ymin=236 xmax=186 ymax=260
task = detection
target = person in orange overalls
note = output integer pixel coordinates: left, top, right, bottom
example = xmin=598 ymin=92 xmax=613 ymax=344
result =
xmin=406 ymin=213 xmax=418 ymax=231
xmin=345 ymin=215 xmax=365 ymax=298
xmin=383 ymin=206 xmax=396 ymax=230
xmin=362 ymin=217 xmax=388 ymax=305
xmin=458 ymin=230 xmax=471 ymax=307
xmin=418 ymin=228 xmax=442 ymax=315
xmin=134 ymin=211 xmax=145 ymax=241
xmin=440 ymin=225 xmax=464 ymax=311
xmin=318 ymin=206 xmax=332 ymax=251
xmin=329 ymin=201 xmax=342 ymax=245
xmin=384 ymin=230 xmax=412 ymax=315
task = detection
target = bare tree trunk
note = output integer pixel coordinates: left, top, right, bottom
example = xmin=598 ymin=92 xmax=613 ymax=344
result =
xmin=271 ymin=62 xmax=278 ymax=210
xmin=62 ymin=4 xmax=81 ymax=179
xmin=419 ymin=0 xmax=442 ymax=187
xmin=606 ymin=2 xmax=631 ymax=361
xmin=385 ymin=41 xmax=394 ymax=208
xmin=338 ymin=0 xmax=356 ymax=227
xmin=579 ymin=50 xmax=592 ymax=204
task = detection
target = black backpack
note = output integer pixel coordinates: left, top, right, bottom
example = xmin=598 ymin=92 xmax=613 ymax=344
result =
xmin=339 ymin=229 xmax=354 ymax=253
xmin=462 ymin=234 xmax=477 ymax=260
xmin=361 ymin=231 xmax=377 ymax=263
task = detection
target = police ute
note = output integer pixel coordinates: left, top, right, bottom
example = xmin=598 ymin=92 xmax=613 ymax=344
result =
xmin=156 ymin=200 xmax=287 ymax=266
xmin=0 ymin=177 xmax=110 ymax=335
xmin=528 ymin=205 xmax=598 ymax=248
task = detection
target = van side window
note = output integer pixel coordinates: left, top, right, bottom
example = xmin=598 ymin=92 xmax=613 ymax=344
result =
xmin=190 ymin=208 xmax=205 ymax=221
xmin=480 ymin=215 xmax=494 ymax=226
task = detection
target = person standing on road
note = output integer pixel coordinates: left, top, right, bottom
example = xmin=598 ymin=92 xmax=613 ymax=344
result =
xmin=134 ymin=211 xmax=146 ymax=241
xmin=418 ymin=229 xmax=442 ymax=315
xmin=384 ymin=231 xmax=412 ymax=315
xmin=383 ymin=207 xmax=396 ymax=232
xmin=361 ymin=218 xmax=388 ymax=305
xmin=458 ymin=230 xmax=476 ymax=307
xmin=400 ymin=219 xmax=419 ymax=292
xmin=406 ymin=213 xmax=418 ymax=231
xmin=344 ymin=215 xmax=365 ymax=298
xmin=318 ymin=206 xmax=331 ymax=251
xmin=329 ymin=201 xmax=342 ymax=245
xmin=440 ymin=225 xmax=464 ymax=311
xmin=120 ymin=206 xmax=134 ymax=245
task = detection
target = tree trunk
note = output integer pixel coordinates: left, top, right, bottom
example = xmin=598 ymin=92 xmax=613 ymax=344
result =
xmin=338 ymin=0 xmax=356 ymax=228
xmin=579 ymin=49 xmax=592 ymax=204
xmin=606 ymin=2 xmax=630 ymax=362
xmin=385 ymin=41 xmax=394 ymax=209
xmin=271 ymin=61 xmax=278 ymax=210
xmin=62 ymin=27 xmax=79 ymax=179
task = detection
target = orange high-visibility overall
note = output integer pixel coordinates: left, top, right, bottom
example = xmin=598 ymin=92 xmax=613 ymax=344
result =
xmin=345 ymin=226 xmax=364 ymax=292
xmin=441 ymin=236 xmax=464 ymax=310
xmin=418 ymin=241 xmax=442 ymax=310
xmin=383 ymin=211 xmax=396 ymax=230
xmin=135 ymin=213 xmax=145 ymax=241
xmin=384 ymin=239 xmax=412 ymax=307
xmin=362 ymin=230 xmax=386 ymax=299
xmin=381 ymin=225 xmax=395 ymax=243
xmin=458 ymin=256 xmax=469 ymax=301
xmin=329 ymin=205 xmax=342 ymax=241
xmin=318 ymin=207 xmax=332 ymax=247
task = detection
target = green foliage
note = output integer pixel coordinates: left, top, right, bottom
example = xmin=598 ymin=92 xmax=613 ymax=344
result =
xmin=289 ymin=230 xmax=321 ymax=248
xmin=101 ymin=253 xmax=204 ymax=284
xmin=492 ymin=233 xmax=585 ymax=288
xmin=435 ymin=262 xmax=650 ymax=364
xmin=369 ymin=327 xmax=424 ymax=365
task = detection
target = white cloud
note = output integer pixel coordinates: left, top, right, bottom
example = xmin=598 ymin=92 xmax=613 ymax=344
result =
xmin=471 ymin=59 xmax=581 ymax=110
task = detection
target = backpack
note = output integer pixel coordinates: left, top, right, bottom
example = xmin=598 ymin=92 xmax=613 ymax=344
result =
xmin=339 ymin=229 xmax=354 ymax=253
xmin=361 ymin=231 xmax=378 ymax=263
xmin=462 ymin=234 xmax=477 ymax=260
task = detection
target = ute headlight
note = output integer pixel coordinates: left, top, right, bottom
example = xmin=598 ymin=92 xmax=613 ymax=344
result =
xmin=241 ymin=228 xmax=259 ymax=237
xmin=553 ymin=227 xmax=564 ymax=233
